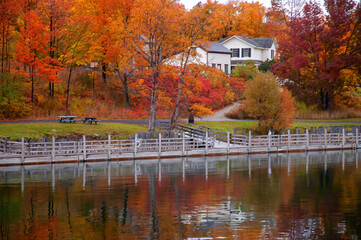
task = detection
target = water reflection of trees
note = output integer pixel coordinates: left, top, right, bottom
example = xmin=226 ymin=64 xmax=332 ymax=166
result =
xmin=0 ymin=151 xmax=360 ymax=239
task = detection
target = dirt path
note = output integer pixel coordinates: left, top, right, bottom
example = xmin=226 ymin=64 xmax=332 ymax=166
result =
xmin=195 ymin=102 xmax=240 ymax=121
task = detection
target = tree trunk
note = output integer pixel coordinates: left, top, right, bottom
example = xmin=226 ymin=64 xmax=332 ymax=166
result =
xmin=123 ymin=73 xmax=130 ymax=110
xmin=320 ymin=89 xmax=330 ymax=110
xmin=65 ymin=66 xmax=73 ymax=115
xmin=102 ymin=63 xmax=107 ymax=85
xmin=148 ymin=76 xmax=157 ymax=132
xmin=31 ymin=67 xmax=34 ymax=103
xmin=170 ymin=75 xmax=184 ymax=129
xmin=1 ymin=23 xmax=5 ymax=74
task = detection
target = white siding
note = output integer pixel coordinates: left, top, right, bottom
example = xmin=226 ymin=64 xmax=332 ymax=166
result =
xmin=261 ymin=49 xmax=269 ymax=61
xmin=221 ymin=38 xmax=262 ymax=62
xmin=207 ymin=52 xmax=231 ymax=74
xmin=253 ymin=48 xmax=262 ymax=62
xmin=196 ymin=48 xmax=208 ymax=65
xmin=261 ymin=42 xmax=277 ymax=61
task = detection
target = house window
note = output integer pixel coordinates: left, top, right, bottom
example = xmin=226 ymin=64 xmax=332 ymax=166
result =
xmin=230 ymin=48 xmax=240 ymax=58
xmin=271 ymin=50 xmax=275 ymax=59
xmin=217 ymin=64 xmax=222 ymax=70
xmin=225 ymin=64 xmax=229 ymax=75
xmin=212 ymin=63 xmax=216 ymax=68
xmin=242 ymin=48 xmax=251 ymax=58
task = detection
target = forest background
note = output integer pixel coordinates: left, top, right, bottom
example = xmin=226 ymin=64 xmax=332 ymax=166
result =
xmin=0 ymin=0 xmax=360 ymax=132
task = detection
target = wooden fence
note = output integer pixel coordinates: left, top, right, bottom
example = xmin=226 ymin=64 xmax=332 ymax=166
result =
xmin=0 ymin=124 xmax=360 ymax=164
xmin=0 ymin=132 xmax=214 ymax=163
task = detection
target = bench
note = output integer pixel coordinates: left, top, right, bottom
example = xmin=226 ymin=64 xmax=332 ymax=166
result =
xmin=58 ymin=116 xmax=77 ymax=123
xmin=83 ymin=117 xmax=99 ymax=124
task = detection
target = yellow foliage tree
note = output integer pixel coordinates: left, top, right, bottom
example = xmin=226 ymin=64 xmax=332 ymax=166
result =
xmin=243 ymin=72 xmax=295 ymax=133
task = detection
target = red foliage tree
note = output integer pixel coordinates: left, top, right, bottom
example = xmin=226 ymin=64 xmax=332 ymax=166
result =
xmin=272 ymin=0 xmax=361 ymax=110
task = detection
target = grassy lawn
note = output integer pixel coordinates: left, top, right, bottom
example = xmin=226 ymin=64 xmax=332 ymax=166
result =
xmin=2 ymin=119 xmax=361 ymax=141
xmin=0 ymin=122 xmax=148 ymax=140
xmin=195 ymin=120 xmax=361 ymax=133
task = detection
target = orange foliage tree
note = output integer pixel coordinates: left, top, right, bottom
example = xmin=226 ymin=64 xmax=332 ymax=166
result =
xmin=201 ymin=0 xmax=270 ymax=40
xmin=16 ymin=0 xmax=70 ymax=107
xmin=129 ymin=0 xmax=184 ymax=131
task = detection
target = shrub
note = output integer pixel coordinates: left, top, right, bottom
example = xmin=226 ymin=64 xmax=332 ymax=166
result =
xmin=0 ymin=75 xmax=32 ymax=119
xmin=231 ymin=61 xmax=258 ymax=80
xmin=243 ymin=72 xmax=295 ymax=134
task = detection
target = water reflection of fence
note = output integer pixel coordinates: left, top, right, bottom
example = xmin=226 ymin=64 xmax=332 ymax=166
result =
xmin=0 ymin=151 xmax=358 ymax=193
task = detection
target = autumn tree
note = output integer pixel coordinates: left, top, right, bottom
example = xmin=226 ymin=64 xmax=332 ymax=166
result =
xmin=169 ymin=5 xmax=210 ymax=129
xmin=203 ymin=0 xmax=268 ymax=40
xmin=17 ymin=0 xmax=70 ymax=108
xmin=0 ymin=0 xmax=19 ymax=74
xmin=60 ymin=0 xmax=93 ymax=115
xmin=105 ymin=0 xmax=136 ymax=110
xmin=129 ymin=0 xmax=183 ymax=131
xmin=16 ymin=8 xmax=48 ymax=103
xmin=272 ymin=0 xmax=361 ymax=110
xmin=243 ymin=72 xmax=295 ymax=133
xmin=37 ymin=0 xmax=70 ymax=99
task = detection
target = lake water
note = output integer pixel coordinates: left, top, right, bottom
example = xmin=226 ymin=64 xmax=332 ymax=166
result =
xmin=1 ymin=150 xmax=361 ymax=239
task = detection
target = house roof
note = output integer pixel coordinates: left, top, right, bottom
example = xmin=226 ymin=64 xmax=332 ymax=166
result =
xmin=205 ymin=42 xmax=232 ymax=54
xmin=220 ymin=36 xmax=275 ymax=49
xmin=251 ymin=38 xmax=275 ymax=48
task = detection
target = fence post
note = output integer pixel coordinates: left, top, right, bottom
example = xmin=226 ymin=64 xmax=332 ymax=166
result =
xmin=324 ymin=128 xmax=327 ymax=150
xmin=268 ymin=131 xmax=271 ymax=152
xmin=306 ymin=129 xmax=309 ymax=151
xmin=342 ymin=128 xmax=345 ymax=149
xmin=134 ymin=134 xmax=138 ymax=156
xmin=288 ymin=129 xmax=291 ymax=151
xmin=248 ymin=131 xmax=252 ymax=153
xmin=356 ymin=127 xmax=359 ymax=148
xmin=83 ymin=135 xmax=87 ymax=161
xmin=21 ymin=137 xmax=25 ymax=164
xmin=227 ymin=131 xmax=230 ymax=153
xmin=205 ymin=131 xmax=208 ymax=155
xmin=52 ymin=136 xmax=55 ymax=163
xmin=158 ymin=132 xmax=162 ymax=156
xmin=108 ymin=134 xmax=111 ymax=159
xmin=182 ymin=132 xmax=185 ymax=156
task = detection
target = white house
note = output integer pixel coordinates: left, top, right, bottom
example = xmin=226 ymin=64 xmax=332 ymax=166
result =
xmin=197 ymin=42 xmax=232 ymax=75
xmin=220 ymin=36 xmax=277 ymax=71
xmin=167 ymin=42 xmax=232 ymax=75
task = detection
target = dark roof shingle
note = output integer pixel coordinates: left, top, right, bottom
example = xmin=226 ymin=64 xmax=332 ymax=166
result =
xmin=222 ymin=36 xmax=275 ymax=48
xmin=206 ymin=42 xmax=232 ymax=53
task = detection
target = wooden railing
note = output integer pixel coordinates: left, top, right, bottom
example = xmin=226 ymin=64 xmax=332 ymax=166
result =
xmin=0 ymin=134 xmax=214 ymax=160
xmin=0 ymin=126 xmax=359 ymax=163
xmin=188 ymin=124 xmax=231 ymax=143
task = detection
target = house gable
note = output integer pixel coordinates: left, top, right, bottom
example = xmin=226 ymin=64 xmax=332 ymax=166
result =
xmin=220 ymin=36 xmax=277 ymax=67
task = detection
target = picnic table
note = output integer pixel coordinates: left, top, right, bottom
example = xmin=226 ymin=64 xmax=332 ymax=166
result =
xmin=58 ymin=116 xmax=77 ymax=123
xmin=83 ymin=117 xmax=99 ymax=124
